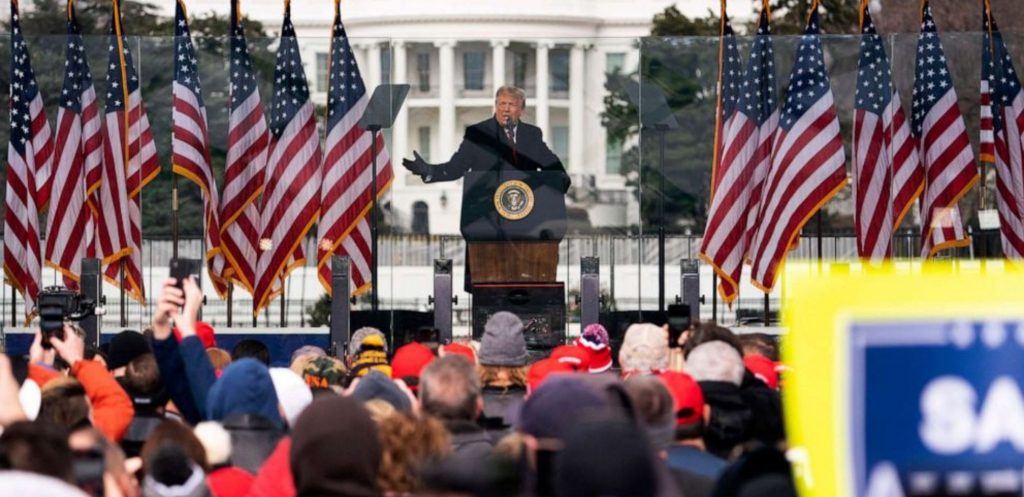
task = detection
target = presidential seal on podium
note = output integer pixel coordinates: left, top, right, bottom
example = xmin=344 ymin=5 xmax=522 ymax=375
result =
xmin=494 ymin=180 xmax=534 ymax=220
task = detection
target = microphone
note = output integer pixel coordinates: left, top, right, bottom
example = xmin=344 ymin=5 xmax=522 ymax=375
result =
xmin=504 ymin=116 xmax=513 ymax=134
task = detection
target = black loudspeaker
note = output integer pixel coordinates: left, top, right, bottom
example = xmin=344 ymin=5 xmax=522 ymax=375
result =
xmin=599 ymin=310 xmax=667 ymax=368
xmin=472 ymin=283 xmax=566 ymax=349
xmin=350 ymin=310 xmax=434 ymax=352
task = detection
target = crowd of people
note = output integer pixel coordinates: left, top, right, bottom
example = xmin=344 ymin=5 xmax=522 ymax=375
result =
xmin=0 ymin=275 xmax=793 ymax=497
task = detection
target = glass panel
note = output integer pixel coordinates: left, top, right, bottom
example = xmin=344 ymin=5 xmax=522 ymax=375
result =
xmin=550 ymin=47 xmax=570 ymax=92
xmin=416 ymin=51 xmax=431 ymax=92
xmin=463 ymin=50 xmax=485 ymax=90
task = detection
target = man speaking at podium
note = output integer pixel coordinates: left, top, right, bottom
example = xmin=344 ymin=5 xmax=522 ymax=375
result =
xmin=401 ymin=85 xmax=571 ymax=193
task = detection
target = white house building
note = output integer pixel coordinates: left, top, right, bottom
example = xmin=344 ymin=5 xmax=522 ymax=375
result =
xmin=183 ymin=0 xmax=676 ymax=234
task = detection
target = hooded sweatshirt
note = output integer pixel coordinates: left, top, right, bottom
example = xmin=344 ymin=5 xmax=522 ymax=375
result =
xmin=207 ymin=359 xmax=284 ymax=474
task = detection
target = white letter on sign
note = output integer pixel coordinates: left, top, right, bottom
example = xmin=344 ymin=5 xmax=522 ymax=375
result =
xmin=975 ymin=377 xmax=1024 ymax=453
xmin=919 ymin=376 xmax=976 ymax=455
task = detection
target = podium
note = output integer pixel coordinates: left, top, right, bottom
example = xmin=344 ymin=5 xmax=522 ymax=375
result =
xmin=461 ymin=170 xmax=567 ymax=347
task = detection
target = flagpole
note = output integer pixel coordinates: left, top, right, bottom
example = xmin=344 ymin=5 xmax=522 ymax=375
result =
xmin=226 ymin=283 xmax=233 ymax=327
xmin=120 ymin=260 xmax=127 ymax=327
xmin=280 ymin=277 xmax=286 ymax=327
xmin=172 ymin=176 xmax=179 ymax=259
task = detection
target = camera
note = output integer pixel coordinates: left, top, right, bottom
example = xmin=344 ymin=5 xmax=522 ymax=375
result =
xmin=36 ymin=286 xmax=98 ymax=349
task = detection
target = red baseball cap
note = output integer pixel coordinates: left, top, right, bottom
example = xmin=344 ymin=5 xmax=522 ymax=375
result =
xmin=657 ymin=371 xmax=705 ymax=426
xmin=550 ymin=344 xmax=591 ymax=371
xmin=391 ymin=342 xmax=436 ymax=389
xmin=527 ymin=358 xmax=575 ymax=395
xmin=743 ymin=354 xmax=779 ymax=389
xmin=173 ymin=321 xmax=217 ymax=349
xmin=439 ymin=342 xmax=477 ymax=365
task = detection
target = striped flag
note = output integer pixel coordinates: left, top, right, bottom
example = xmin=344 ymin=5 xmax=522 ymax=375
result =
xmin=912 ymin=1 xmax=978 ymax=258
xmin=699 ymin=5 xmax=777 ymax=304
xmin=45 ymin=0 xmax=102 ymax=290
xmin=749 ymin=7 xmax=847 ymax=292
xmin=253 ymin=0 xmax=322 ymax=316
xmin=316 ymin=0 xmax=393 ymax=296
xmin=853 ymin=5 xmax=923 ymax=262
xmin=172 ymin=0 xmax=229 ymax=296
xmin=4 ymin=0 xmax=53 ymax=320
xmin=220 ymin=0 xmax=267 ymax=294
xmin=981 ymin=4 xmax=1024 ymax=258
xmin=97 ymin=0 xmax=161 ymax=302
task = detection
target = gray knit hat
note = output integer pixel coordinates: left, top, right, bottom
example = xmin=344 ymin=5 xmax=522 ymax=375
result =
xmin=478 ymin=312 xmax=528 ymax=366
xmin=347 ymin=327 xmax=388 ymax=358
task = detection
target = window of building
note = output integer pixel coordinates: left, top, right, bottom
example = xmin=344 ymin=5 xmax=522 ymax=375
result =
xmin=416 ymin=52 xmax=431 ymax=92
xmin=513 ymin=51 xmax=528 ymax=90
xmin=550 ymin=49 xmax=569 ymax=92
xmin=380 ymin=46 xmax=392 ymax=84
xmin=606 ymin=52 xmax=626 ymax=74
xmin=463 ymin=51 xmax=485 ymax=91
xmin=418 ymin=126 xmax=431 ymax=162
xmin=316 ymin=52 xmax=329 ymax=92
xmin=552 ymin=126 xmax=569 ymax=167
xmin=606 ymin=138 xmax=623 ymax=175
xmin=411 ymin=201 xmax=430 ymax=235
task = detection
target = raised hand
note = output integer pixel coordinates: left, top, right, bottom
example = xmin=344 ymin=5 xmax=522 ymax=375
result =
xmin=175 ymin=276 xmax=204 ymax=338
xmin=49 ymin=324 xmax=85 ymax=367
xmin=401 ymin=150 xmax=429 ymax=177
xmin=152 ymin=278 xmax=184 ymax=341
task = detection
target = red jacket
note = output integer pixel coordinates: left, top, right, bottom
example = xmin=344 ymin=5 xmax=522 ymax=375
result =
xmin=72 ymin=360 xmax=135 ymax=442
xmin=209 ymin=466 xmax=255 ymax=497
xmin=245 ymin=437 xmax=295 ymax=497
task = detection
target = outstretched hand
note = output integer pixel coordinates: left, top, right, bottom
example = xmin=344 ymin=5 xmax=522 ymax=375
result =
xmin=401 ymin=150 xmax=429 ymax=177
xmin=175 ymin=276 xmax=204 ymax=338
xmin=152 ymin=278 xmax=184 ymax=341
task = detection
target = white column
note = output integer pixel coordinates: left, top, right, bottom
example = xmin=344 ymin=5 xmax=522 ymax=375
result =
xmin=437 ymin=39 xmax=456 ymax=157
xmin=491 ymin=39 xmax=509 ymax=91
xmin=535 ymin=40 xmax=552 ymax=138
xmin=392 ymin=40 xmax=409 ymax=186
xmin=568 ymin=42 xmax=587 ymax=175
xmin=366 ymin=41 xmax=382 ymax=89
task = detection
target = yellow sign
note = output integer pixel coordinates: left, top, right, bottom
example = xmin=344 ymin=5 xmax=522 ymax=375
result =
xmin=783 ymin=262 xmax=1024 ymax=497
xmin=494 ymin=179 xmax=534 ymax=221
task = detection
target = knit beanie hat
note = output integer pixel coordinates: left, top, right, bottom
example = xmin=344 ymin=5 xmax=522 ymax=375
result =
xmin=347 ymin=327 xmax=388 ymax=358
xmin=550 ymin=344 xmax=590 ymax=372
xmin=618 ymin=323 xmax=669 ymax=375
xmin=142 ymin=445 xmax=212 ymax=497
xmin=291 ymin=396 xmax=382 ymax=497
xmin=576 ymin=324 xmax=612 ymax=373
xmin=390 ymin=342 xmax=435 ymax=391
xmin=107 ymin=330 xmax=152 ymax=370
xmin=555 ymin=418 xmax=658 ymax=497
xmin=350 ymin=370 xmax=413 ymax=412
xmin=269 ymin=368 xmax=314 ymax=427
xmin=478 ymin=312 xmax=528 ymax=367
xmin=352 ymin=334 xmax=392 ymax=378
xmin=193 ymin=422 xmax=232 ymax=467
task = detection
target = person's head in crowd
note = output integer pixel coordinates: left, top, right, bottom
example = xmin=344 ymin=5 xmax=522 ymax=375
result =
xmin=86 ymin=343 xmax=109 ymax=368
xmin=413 ymin=326 xmax=441 ymax=345
xmin=350 ymin=333 xmax=392 ymax=379
xmin=390 ymin=341 xmax=435 ymax=394
xmin=619 ymin=323 xmax=670 ymax=378
xmin=231 ymin=339 xmax=271 ymax=366
xmin=555 ymin=418 xmax=658 ymax=497
xmin=173 ymin=321 xmax=217 ymax=350
xmin=374 ymin=411 xmax=450 ymax=495
xmin=657 ymin=372 xmax=708 ymax=445
xmin=206 ymin=358 xmax=282 ymax=429
xmin=347 ymin=327 xmax=388 ymax=361
xmin=479 ymin=312 xmax=528 ymax=389
xmin=419 ymin=355 xmax=482 ymax=423
xmin=0 ymin=470 xmax=91 ymax=497
xmin=550 ymin=344 xmax=590 ymax=372
xmin=269 ymin=367 xmax=314 ymax=428
xmin=687 ymin=341 xmax=745 ymax=387
xmin=205 ymin=348 xmax=232 ymax=374
xmin=711 ymin=446 xmax=798 ymax=497
xmin=576 ymin=323 xmax=613 ymax=373
xmin=107 ymin=330 xmax=151 ymax=374
xmin=142 ymin=444 xmax=211 ymax=497
xmin=302 ymin=356 xmax=347 ymax=394
xmin=739 ymin=333 xmax=780 ymax=362
xmin=140 ymin=420 xmax=209 ymax=473
xmin=67 ymin=427 xmax=138 ymax=497
xmin=289 ymin=346 xmax=327 ymax=377
xmin=0 ymin=421 xmax=74 ymax=482
xmin=526 ymin=358 xmax=574 ymax=395
xmin=121 ymin=353 xmax=162 ymax=398
xmin=37 ymin=376 xmax=91 ymax=435
xmin=290 ymin=395 xmax=382 ymax=497
xmin=624 ymin=375 xmax=676 ymax=455
xmin=350 ymin=370 xmax=414 ymax=413
xmin=518 ymin=376 xmax=610 ymax=452
xmin=438 ymin=342 xmax=477 ymax=365
xmin=682 ymin=322 xmax=743 ymax=359
xmin=743 ymin=354 xmax=780 ymax=390
xmin=363 ymin=399 xmax=398 ymax=424
xmin=193 ymin=421 xmax=232 ymax=470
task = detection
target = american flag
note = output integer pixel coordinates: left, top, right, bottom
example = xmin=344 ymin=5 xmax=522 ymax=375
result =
xmin=981 ymin=6 xmax=1024 ymax=258
xmin=4 ymin=0 xmax=52 ymax=320
xmin=253 ymin=0 xmax=322 ymax=316
xmin=316 ymin=0 xmax=393 ymax=296
xmin=171 ymin=0 xmax=229 ymax=296
xmin=97 ymin=0 xmax=161 ymax=302
xmin=853 ymin=6 xmax=923 ymax=262
xmin=749 ymin=8 xmax=847 ymax=292
xmin=220 ymin=0 xmax=267 ymax=294
xmin=912 ymin=1 xmax=978 ymax=258
xmin=45 ymin=1 xmax=102 ymax=290
xmin=700 ymin=7 xmax=777 ymax=304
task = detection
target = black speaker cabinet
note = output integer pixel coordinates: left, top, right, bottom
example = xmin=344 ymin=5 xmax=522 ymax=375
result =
xmin=350 ymin=310 xmax=435 ymax=351
xmin=472 ymin=282 xmax=566 ymax=349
